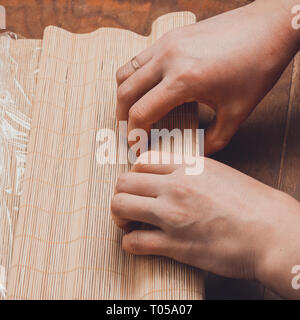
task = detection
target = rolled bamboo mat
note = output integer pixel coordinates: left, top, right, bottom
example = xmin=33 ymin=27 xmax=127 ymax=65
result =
xmin=5 ymin=12 xmax=204 ymax=300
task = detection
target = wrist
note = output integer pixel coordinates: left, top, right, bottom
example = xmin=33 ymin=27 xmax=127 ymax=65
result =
xmin=252 ymin=0 xmax=300 ymax=53
xmin=277 ymin=0 xmax=300 ymax=47
xmin=255 ymin=193 xmax=300 ymax=299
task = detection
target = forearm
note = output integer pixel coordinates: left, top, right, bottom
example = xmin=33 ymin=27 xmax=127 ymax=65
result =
xmin=252 ymin=2 xmax=300 ymax=298
xmin=256 ymin=194 xmax=300 ymax=299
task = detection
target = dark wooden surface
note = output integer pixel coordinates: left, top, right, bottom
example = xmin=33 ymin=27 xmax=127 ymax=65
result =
xmin=2 ymin=0 xmax=299 ymax=300
xmin=2 ymin=0 xmax=252 ymax=38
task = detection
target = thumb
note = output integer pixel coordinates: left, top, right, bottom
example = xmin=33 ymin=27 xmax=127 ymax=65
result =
xmin=204 ymin=110 xmax=242 ymax=155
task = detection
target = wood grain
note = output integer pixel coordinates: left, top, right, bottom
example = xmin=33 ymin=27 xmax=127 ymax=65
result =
xmin=3 ymin=0 xmax=252 ymax=38
xmin=278 ymin=53 xmax=300 ymax=199
xmin=2 ymin=0 xmax=298 ymax=300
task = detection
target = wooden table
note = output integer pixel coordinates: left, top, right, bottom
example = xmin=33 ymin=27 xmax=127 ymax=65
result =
xmin=3 ymin=0 xmax=299 ymax=300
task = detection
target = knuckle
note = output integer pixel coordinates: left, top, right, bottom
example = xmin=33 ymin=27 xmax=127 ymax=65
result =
xmin=158 ymin=34 xmax=182 ymax=60
xmin=128 ymin=105 xmax=145 ymax=124
xmin=127 ymin=232 xmax=141 ymax=254
xmin=212 ymin=139 xmax=230 ymax=151
xmin=116 ymin=67 xmax=125 ymax=84
xmin=169 ymin=180 xmax=191 ymax=198
xmin=162 ymin=41 xmax=181 ymax=59
xmin=110 ymin=198 xmax=119 ymax=215
xmin=117 ymin=83 xmax=131 ymax=103
xmin=226 ymin=105 xmax=247 ymax=121
xmin=115 ymin=173 xmax=129 ymax=193
xmin=174 ymin=60 xmax=198 ymax=85
xmin=125 ymin=232 xmax=163 ymax=255
xmin=166 ymin=207 xmax=190 ymax=228
xmin=162 ymin=64 xmax=195 ymax=100
xmin=110 ymin=193 xmax=123 ymax=215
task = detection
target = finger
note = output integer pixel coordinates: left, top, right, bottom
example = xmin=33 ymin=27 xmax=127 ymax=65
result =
xmin=116 ymin=59 xmax=162 ymax=122
xmin=131 ymin=151 xmax=181 ymax=174
xmin=111 ymin=193 xmax=161 ymax=229
xmin=116 ymin=45 xmax=155 ymax=85
xmin=122 ymin=230 xmax=173 ymax=256
xmin=128 ymin=77 xmax=184 ymax=144
xmin=204 ymin=110 xmax=242 ymax=155
xmin=115 ymin=172 xmax=164 ymax=197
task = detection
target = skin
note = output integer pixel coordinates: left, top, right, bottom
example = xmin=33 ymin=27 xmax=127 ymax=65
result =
xmin=112 ymin=0 xmax=300 ymax=299
xmin=112 ymin=152 xmax=300 ymax=299
xmin=116 ymin=0 xmax=300 ymax=154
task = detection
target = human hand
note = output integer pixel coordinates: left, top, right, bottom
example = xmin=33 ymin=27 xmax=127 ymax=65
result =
xmin=111 ymin=151 xmax=300 ymax=299
xmin=116 ymin=0 xmax=300 ymax=155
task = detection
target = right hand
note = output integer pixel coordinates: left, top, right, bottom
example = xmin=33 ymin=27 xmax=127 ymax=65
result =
xmin=116 ymin=0 xmax=299 ymax=155
xmin=111 ymin=151 xmax=300 ymax=299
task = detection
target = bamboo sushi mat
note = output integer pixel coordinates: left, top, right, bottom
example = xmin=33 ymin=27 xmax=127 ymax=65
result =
xmin=0 ymin=12 xmax=204 ymax=300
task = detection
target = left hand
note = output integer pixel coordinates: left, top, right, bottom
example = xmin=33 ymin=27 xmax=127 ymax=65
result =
xmin=111 ymin=151 xmax=300 ymax=299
